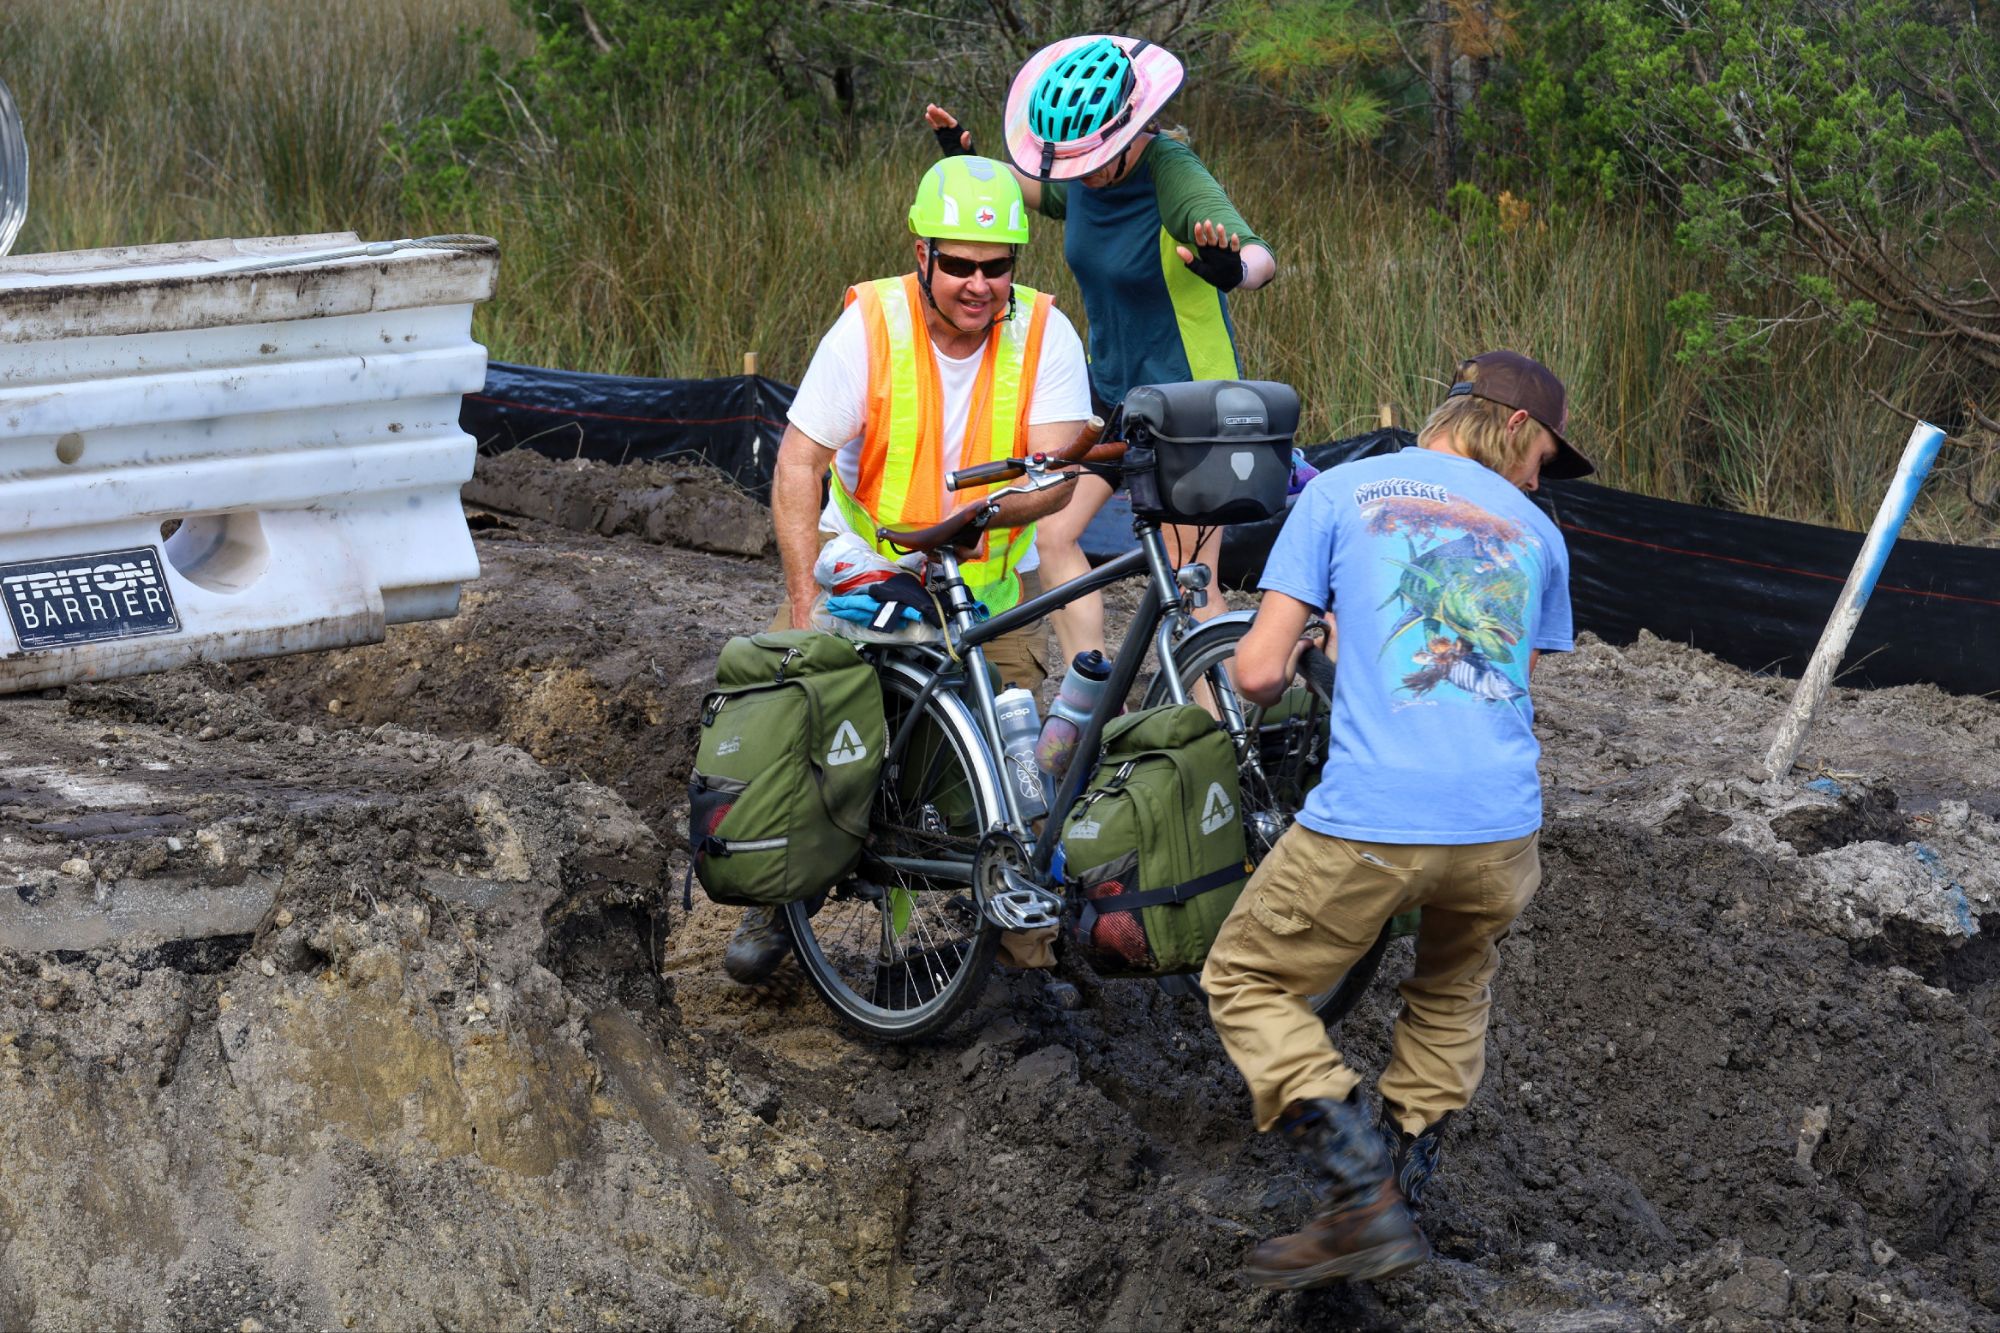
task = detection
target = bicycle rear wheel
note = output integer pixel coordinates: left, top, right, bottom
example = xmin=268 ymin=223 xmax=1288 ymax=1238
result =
xmin=787 ymin=659 xmax=1002 ymax=1040
xmin=1145 ymin=616 xmax=1382 ymax=1027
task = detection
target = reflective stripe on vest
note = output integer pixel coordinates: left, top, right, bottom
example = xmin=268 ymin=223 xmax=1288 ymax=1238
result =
xmin=830 ymin=273 xmax=1053 ymax=614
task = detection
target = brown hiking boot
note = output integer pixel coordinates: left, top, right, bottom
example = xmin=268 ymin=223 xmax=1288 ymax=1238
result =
xmin=1243 ymin=1097 xmax=1431 ymax=1290
xmin=722 ymin=906 xmax=790 ymax=985
xmin=1377 ymin=1106 xmax=1453 ymax=1215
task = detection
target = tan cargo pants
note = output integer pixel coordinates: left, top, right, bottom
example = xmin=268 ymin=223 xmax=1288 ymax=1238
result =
xmin=1201 ymin=824 xmax=1541 ymax=1134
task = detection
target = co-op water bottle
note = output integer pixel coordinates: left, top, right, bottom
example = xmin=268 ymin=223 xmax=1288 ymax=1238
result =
xmin=993 ymin=687 xmax=1049 ymax=821
xmin=1035 ymin=650 xmax=1113 ymax=781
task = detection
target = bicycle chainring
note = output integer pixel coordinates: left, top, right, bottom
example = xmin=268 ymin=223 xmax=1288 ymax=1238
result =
xmin=972 ymin=831 xmax=1063 ymax=932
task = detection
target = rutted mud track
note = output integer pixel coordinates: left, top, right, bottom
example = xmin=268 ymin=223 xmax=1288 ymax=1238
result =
xmin=3 ymin=459 xmax=1996 ymax=1329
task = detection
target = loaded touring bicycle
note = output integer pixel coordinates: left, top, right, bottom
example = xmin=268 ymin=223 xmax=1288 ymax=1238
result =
xmin=692 ymin=380 xmax=1399 ymax=1039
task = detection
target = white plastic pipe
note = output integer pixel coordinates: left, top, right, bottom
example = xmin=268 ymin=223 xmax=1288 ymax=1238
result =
xmin=1763 ymin=420 xmax=1947 ymax=779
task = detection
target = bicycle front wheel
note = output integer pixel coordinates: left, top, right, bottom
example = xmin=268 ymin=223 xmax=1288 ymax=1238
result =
xmin=1144 ymin=614 xmax=1334 ymax=863
xmin=787 ymin=658 xmax=1002 ymax=1041
xmin=1145 ymin=615 xmax=1379 ymax=1026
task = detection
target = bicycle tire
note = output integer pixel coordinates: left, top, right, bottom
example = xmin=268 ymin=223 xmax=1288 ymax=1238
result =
xmin=1144 ymin=615 xmax=1377 ymax=1025
xmin=787 ymin=657 xmax=1002 ymax=1041
xmin=1310 ymin=923 xmax=1391 ymax=1028
xmin=1143 ymin=614 xmax=1333 ymax=863
xmin=1144 ymin=612 xmax=1328 ymax=860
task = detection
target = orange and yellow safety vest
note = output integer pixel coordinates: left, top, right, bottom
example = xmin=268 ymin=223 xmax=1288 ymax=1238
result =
xmin=828 ymin=273 xmax=1054 ymax=614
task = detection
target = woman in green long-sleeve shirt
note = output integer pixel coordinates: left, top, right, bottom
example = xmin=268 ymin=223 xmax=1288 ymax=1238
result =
xmin=927 ymin=34 xmax=1277 ymax=665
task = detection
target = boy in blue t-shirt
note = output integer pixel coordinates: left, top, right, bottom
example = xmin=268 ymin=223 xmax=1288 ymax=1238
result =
xmin=1202 ymin=351 xmax=1592 ymax=1290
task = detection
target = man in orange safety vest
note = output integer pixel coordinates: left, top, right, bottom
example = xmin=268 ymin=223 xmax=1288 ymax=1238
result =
xmin=726 ymin=156 xmax=1092 ymax=986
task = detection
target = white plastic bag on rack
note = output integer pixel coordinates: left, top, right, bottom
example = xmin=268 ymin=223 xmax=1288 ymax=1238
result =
xmin=809 ymin=598 xmax=944 ymax=646
xmin=810 ymin=532 xmax=941 ymax=645
xmin=812 ymin=532 xmax=923 ymax=595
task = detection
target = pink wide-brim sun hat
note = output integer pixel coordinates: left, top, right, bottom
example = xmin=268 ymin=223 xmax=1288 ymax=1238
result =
xmin=1003 ymin=35 xmax=1185 ymax=182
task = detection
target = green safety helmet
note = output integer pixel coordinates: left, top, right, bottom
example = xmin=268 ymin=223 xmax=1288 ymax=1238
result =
xmin=1028 ymin=37 xmax=1134 ymax=146
xmin=907 ymin=156 xmax=1029 ymax=245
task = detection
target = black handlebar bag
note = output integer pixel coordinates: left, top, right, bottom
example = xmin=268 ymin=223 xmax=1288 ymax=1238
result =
xmin=1122 ymin=380 xmax=1302 ymax=526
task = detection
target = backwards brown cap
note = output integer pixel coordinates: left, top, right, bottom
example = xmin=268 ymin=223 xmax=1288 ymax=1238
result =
xmin=1446 ymin=350 xmax=1594 ymax=481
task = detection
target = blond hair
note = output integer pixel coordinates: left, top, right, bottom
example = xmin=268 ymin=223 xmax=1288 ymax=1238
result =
xmin=1143 ymin=119 xmax=1190 ymax=144
xmin=1416 ymin=394 xmax=1538 ymax=477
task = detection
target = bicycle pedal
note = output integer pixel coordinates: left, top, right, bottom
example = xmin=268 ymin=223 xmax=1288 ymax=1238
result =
xmin=983 ymin=864 xmax=1063 ymax=932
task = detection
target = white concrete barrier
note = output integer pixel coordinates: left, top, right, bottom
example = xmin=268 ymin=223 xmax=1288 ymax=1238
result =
xmin=0 ymin=232 xmax=498 ymax=691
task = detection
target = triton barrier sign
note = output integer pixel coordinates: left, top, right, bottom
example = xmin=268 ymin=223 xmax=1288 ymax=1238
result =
xmin=0 ymin=547 xmax=180 ymax=649
xmin=0 ymin=232 xmax=498 ymax=691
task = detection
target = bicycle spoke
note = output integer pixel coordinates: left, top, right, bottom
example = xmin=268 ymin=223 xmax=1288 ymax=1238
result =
xmin=790 ymin=668 xmax=999 ymax=1037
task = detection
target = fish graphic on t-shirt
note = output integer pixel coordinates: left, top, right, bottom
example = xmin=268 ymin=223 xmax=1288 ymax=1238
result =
xmin=1361 ymin=491 xmax=1536 ymax=706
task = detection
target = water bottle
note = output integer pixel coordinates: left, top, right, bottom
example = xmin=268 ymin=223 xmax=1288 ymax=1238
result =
xmin=993 ymin=686 xmax=1049 ymax=821
xmin=1287 ymin=447 xmax=1319 ymax=495
xmin=1035 ymin=650 xmax=1112 ymax=780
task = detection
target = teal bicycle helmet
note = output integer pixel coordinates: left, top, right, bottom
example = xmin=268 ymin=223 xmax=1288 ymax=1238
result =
xmin=1027 ymin=37 xmax=1135 ymax=147
xmin=1006 ymin=35 xmax=1185 ymax=181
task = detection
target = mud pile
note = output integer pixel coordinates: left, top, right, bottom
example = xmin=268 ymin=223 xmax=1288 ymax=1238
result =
xmin=0 ymin=675 xmax=888 ymax=1330
xmin=2 ymin=484 xmax=1994 ymax=1330
xmin=464 ymin=450 xmax=774 ymax=558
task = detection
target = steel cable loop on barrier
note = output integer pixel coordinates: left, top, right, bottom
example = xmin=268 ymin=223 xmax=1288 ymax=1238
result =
xmin=0 ymin=75 xmax=28 ymax=259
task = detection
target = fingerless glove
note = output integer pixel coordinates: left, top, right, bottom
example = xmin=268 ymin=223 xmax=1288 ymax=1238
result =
xmin=1183 ymin=243 xmax=1246 ymax=292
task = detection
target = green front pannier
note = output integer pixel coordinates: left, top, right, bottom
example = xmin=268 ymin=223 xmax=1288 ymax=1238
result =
xmin=1060 ymin=704 xmax=1250 ymax=976
xmin=688 ymin=631 xmax=884 ymax=906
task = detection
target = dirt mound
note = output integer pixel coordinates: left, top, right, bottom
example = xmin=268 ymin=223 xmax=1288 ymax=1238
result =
xmin=8 ymin=504 xmax=1996 ymax=1330
xmin=237 ymin=523 xmax=780 ymax=837
xmin=465 ymin=449 xmax=774 ymax=557
xmin=0 ymin=673 xmax=896 ymax=1330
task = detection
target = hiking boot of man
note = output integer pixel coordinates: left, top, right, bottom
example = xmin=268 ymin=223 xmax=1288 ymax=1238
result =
xmin=1243 ymin=1097 xmax=1430 ymax=1291
xmin=1377 ymin=1107 xmax=1453 ymax=1214
xmin=722 ymin=907 xmax=790 ymax=985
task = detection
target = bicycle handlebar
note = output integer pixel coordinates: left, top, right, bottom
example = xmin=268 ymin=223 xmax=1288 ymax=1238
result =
xmin=946 ymin=414 xmax=1110 ymax=492
xmin=947 ymin=457 xmax=1025 ymax=490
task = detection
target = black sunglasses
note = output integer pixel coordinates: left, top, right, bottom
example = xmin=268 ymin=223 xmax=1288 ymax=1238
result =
xmin=930 ymin=250 xmax=1015 ymax=280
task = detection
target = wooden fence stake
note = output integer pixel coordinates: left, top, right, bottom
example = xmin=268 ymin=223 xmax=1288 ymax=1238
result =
xmin=1762 ymin=420 xmax=1946 ymax=779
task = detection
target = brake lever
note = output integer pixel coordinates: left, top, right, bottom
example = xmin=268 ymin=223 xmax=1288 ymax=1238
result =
xmin=1013 ymin=465 xmax=1080 ymax=494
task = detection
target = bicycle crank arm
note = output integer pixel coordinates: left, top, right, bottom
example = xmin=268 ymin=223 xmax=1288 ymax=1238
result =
xmin=984 ymin=865 xmax=1064 ymax=932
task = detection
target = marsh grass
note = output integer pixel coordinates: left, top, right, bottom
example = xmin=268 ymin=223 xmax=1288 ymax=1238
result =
xmin=2 ymin=0 xmax=525 ymax=243
xmin=5 ymin=1 xmax=1994 ymax=540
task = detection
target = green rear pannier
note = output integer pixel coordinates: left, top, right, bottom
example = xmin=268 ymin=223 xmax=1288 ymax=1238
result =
xmin=688 ymin=632 xmax=884 ymax=906
xmin=1061 ymin=704 xmax=1250 ymax=976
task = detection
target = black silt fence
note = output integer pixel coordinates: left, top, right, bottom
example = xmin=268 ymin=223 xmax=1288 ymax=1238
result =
xmin=462 ymin=361 xmax=793 ymax=500
xmin=460 ymin=365 xmax=2000 ymax=696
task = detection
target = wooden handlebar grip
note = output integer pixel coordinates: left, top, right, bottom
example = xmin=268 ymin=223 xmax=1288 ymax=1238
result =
xmin=947 ymin=457 xmax=1026 ymax=490
xmin=1052 ymin=415 xmax=1108 ymax=463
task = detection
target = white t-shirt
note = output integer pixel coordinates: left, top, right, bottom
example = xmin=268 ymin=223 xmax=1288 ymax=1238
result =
xmin=789 ymin=298 xmax=1091 ymax=571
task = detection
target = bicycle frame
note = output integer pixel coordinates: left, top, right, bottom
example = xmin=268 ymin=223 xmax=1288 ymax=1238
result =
xmin=891 ymin=520 xmax=1200 ymax=881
